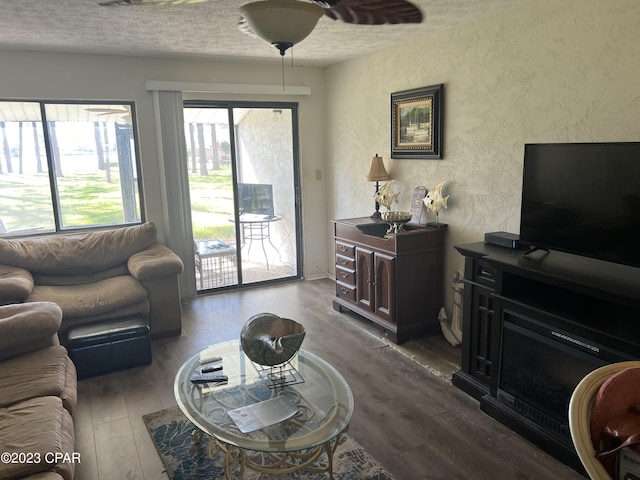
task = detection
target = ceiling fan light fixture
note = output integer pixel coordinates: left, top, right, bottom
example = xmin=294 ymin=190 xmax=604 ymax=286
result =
xmin=240 ymin=0 xmax=324 ymax=55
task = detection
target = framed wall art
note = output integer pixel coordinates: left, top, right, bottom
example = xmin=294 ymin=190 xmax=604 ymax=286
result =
xmin=391 ymin=84 xmax=443 ymax=159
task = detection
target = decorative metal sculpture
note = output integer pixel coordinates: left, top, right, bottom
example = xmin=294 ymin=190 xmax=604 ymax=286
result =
xmin=240 ymin=313 xmax=306 ymax=366
xmin=375 ymin=180 xmax=411 ymax=235
xmin=374 ymin=180 xmax=400 ymax=211
xmin=423 ymin=181 xmax=449 ymax=225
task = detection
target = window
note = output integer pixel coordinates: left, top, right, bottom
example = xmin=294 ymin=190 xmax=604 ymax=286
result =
xmin=0 ymin=101 xmax=143 ymax=235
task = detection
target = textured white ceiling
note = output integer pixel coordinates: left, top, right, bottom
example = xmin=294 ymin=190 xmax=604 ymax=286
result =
xmin=0 ymin=0 xmax=524 ymax=67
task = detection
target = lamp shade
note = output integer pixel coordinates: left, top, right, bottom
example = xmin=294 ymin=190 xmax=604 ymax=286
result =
xmin=365 ymin=154 xmax=391 ymax=182
xmin=240 ymin=0 xmax=324 ymax=49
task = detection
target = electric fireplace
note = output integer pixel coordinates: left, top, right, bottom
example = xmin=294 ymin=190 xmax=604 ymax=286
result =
xmin=497 ymin=310 xmax=634 ymax=447
xmin=454 ymin=142 xmax=640 ymax=470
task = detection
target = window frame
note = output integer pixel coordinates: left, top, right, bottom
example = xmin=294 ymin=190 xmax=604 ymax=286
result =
xmin=0 ymin=99 xmax=146 ymax=236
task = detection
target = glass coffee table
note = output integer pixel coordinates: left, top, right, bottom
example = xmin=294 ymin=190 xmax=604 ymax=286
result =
xmin=174 ymin=340 xmax=354 ymax=479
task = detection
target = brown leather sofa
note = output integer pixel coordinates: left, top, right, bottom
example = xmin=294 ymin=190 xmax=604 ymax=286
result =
xmin=0 ymin=222 xmax=183 ymax=340
xmin=0 ymin=302 xmax=77 ymax=480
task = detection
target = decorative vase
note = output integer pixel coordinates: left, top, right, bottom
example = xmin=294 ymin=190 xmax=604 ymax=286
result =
xmin=240 ymin=313 xmax=306 ymax=366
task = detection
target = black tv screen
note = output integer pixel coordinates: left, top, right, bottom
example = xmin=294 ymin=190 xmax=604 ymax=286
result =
xmin=520 ymin=142 xmax=640 ymax=268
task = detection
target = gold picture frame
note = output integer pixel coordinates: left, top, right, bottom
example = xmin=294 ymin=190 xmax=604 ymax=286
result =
xmin=391 ymin=84 xmax=443 ymax=159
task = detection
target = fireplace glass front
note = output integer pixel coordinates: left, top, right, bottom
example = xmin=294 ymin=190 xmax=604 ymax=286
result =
xmin=498 ymin=310 xmax=633 ymax=443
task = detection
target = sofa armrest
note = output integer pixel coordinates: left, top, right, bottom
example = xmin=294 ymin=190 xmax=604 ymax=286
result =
xmin=128 ymin=244 xmax=184 ymax=282
xmin=0 ymin=302 xmax=62 ymax=362
xmin=0 ymin=264 xmax=34 ymax=304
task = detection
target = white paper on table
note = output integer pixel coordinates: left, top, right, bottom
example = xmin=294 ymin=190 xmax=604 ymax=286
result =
xmin=227 ymin=396 xmax=298 ymax=433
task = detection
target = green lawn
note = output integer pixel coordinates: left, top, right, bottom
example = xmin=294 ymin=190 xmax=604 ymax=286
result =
xmin=0 ymin=165 xmax=235 ymax=240
xmin=189 ymin=166 xmax=236 ymax=242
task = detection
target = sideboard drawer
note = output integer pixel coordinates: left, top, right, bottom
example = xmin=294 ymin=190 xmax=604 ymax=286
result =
xmin=336 ymin=254 xmax=355 ymax=270
xmin=335 ymin=241 xmax=355 ymax=258
xmin=335 ymin=266 xmax=355 ymax=286
xmin=336 ymin=282 xmax=356 ymax=303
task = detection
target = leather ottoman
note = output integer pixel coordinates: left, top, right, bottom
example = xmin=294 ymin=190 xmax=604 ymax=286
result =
xmin=67 ymin=316 xmax=152 ymax=379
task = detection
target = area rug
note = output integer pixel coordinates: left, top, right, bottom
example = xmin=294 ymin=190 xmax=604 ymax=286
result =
xmin=143 ymin=405 xmax=395 ymax=480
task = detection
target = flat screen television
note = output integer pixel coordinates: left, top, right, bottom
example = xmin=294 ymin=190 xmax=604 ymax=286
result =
xmin=520 ymin=142 xmax=640 ymax=268
xmin=238 ymin=183 xmax=274 ymax=216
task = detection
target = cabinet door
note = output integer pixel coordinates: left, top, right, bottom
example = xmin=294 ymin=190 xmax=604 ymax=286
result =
xmin=469 ymin=283 xmax=495 ymax=385
xmin=356 ymin=247 xmax=374 ymax=312
xmin=374 ymin=252 xmax=395 ymax=323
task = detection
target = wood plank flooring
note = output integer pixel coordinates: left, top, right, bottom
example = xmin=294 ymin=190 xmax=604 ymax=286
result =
xmin=73 ymin=278 xmax=585 ymax=479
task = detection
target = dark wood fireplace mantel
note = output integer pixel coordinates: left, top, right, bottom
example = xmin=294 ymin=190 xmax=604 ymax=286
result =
xmin=453 ymin=241 xmax=640 ymax=472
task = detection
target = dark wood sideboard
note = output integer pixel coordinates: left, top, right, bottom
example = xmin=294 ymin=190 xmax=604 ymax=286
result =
xmin=453 ymin=241 xmax=640 ymax=471
xmin=332 ymin=217 xmax=446 ymax=344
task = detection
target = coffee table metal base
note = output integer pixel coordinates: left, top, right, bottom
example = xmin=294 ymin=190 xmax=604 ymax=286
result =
xmin=193 ymin=427 xmax=348 ymax=480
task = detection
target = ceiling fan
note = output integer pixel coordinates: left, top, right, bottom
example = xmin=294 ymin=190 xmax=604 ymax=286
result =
xmin=98 ymin=0 xmax=423 ymax=56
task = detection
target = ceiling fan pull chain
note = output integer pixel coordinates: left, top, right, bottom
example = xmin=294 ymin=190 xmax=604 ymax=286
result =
xmin=281 ymin=54 xmax=285 ymax=91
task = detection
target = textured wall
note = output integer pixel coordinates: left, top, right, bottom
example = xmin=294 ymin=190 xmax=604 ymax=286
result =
xmin=325 ymin=0 xmax=640 ymax=312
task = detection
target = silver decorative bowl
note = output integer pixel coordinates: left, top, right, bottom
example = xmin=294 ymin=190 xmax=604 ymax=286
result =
xmin=240 ymin=313 xmax=306 ymax=366
xmin=381 ymin=211 xmax=412 ymax=234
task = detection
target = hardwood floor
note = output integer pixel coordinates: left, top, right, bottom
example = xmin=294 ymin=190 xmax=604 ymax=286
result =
xmin=73 ymin=278 xmax=585 ymax=479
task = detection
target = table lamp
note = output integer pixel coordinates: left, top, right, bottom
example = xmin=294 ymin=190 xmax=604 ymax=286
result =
xmin=364 ymin=154 xmax=391 ymax=219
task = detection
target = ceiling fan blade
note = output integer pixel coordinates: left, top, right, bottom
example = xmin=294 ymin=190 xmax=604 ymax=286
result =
xmin=98 ymin=0 xmax=210 ymax=6
xmin=322 ymin=0 xmax=422 ymax=25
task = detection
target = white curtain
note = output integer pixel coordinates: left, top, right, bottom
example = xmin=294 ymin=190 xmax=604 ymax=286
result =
xmin=151 ymin=90 xmax=196 ymax=298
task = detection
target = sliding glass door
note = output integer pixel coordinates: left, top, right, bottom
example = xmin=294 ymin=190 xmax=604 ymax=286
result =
xmin=184 ymin=102 xmax=302 ymax=291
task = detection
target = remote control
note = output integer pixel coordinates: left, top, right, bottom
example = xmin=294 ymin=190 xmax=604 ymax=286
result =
xmin=190 ymin=373 xmax=228 ymax=384
xmin=199 ymin=354 xmax=222 ymax=365
xmin=201 ymin=364 xmax=223 ymax=373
